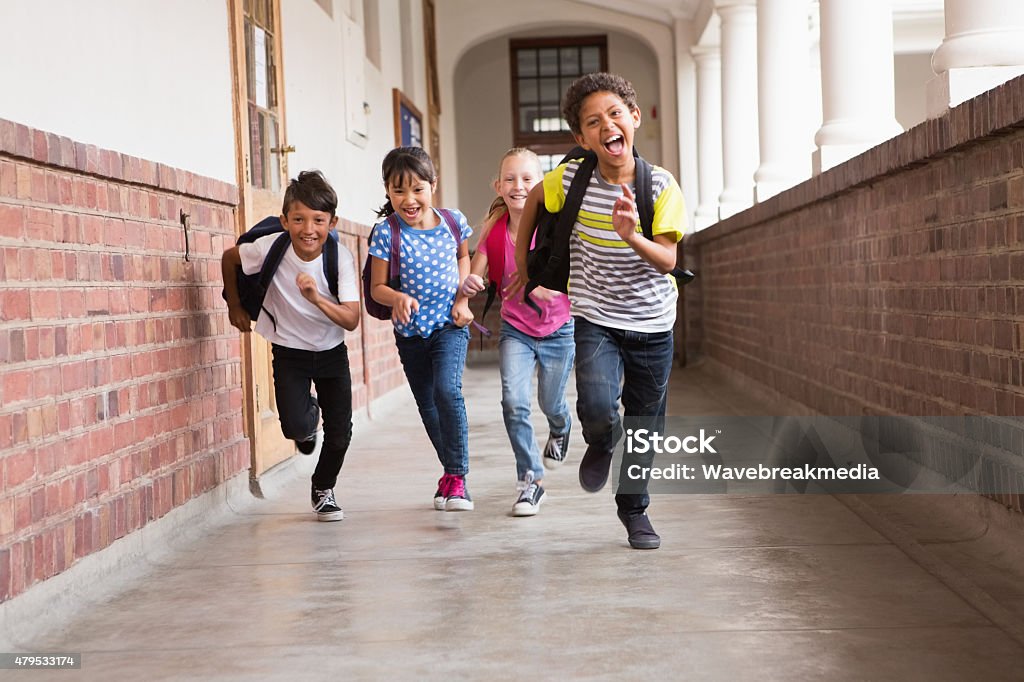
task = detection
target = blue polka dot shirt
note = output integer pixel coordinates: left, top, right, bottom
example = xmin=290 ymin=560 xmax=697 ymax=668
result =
xmin=368 ymin=208 xmax=472 ymax=338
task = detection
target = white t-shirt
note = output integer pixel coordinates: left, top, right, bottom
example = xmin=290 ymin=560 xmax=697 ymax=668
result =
xmin=238 ymin=233 xmax=359 ymax=351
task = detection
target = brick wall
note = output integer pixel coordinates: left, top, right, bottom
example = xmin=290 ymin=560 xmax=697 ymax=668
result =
xmin=684 ymin=77 xmax=1024 ymax=508
xmin=0 ymin=119 xmax=405 ymax=603
xmin=0 ymin=118 xmax=247 ymax=601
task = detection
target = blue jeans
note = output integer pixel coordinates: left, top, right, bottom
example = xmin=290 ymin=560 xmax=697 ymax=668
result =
xmin=573 ymin=317 xmax=673 ymax=516
xmin=499 ymin=319 xmax=575 ymax=481
xmin=395 ymin=324 xmax=471 ymax=476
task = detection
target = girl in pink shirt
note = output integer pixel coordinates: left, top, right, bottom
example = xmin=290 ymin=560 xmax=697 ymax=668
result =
xmin=461 ymin=149 xmax=575 ymax=516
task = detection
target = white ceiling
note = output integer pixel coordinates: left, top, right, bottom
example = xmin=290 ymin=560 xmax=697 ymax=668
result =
xmin=571 ymin=0 xmax=943 ymax=26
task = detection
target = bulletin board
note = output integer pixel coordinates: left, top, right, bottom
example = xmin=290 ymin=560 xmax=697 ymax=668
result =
xmin=392 ymin=88 xmax=423 ymax=148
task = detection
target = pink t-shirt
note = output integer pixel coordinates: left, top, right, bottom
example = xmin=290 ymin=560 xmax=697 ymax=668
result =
xmin=480 ymin=213 xmax=571 ymax=338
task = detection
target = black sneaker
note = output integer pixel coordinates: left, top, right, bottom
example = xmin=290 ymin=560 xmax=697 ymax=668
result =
xmin=311 ymin=486 xmax=343 ymax=522
xmin=578 ymin=444 xmax=613 ymax=492
xmin=618 ymin=511 xmax=660 ymax=549
xmin=512 ymin=474 xmax=545 ymax=517
xmin=296 ymin=429 xmax=322 ymax=456
xmin=543 ymin=419 xmax=571 ymax=470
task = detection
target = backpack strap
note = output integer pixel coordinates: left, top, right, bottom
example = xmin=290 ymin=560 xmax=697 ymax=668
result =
xmin=634 ymin=156 xmax=654 ymax=240
xmin=256 ymin=231 xmax=292 ymax=330
xmin=384 ymin=214 xmax=402 ymax=289
xmin=322 ymin=231 xmax=339 ymax=301
xmin=633 ymin=154 xmax=695 ymax=286
xmin=437 ymin=208 xmax=463 ymax=243
xmin=524 ymin=154 xmax=596 ymax=313
xmin=479 ymin=214 xmax=508 ymax=324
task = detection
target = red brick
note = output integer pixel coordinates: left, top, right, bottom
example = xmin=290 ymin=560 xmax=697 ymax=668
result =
xmin=0 ymin=203 xmax=24 ymax=239
xmin=30 ymin=288 xmax=60 ymax=320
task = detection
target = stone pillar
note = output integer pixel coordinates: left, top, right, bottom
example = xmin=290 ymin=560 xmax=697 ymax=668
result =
xmin=692 ymin=46 xmax=724 ymax=230
xmin=755 ymin=0 xmax=813 ymax=201
xmin=813 ymin=0 xmax=902 ymax=173
xmin=716 ymin=0 xmax=759 ymax=219
xmin=927 ymin=0 xmax=1024 ymax=118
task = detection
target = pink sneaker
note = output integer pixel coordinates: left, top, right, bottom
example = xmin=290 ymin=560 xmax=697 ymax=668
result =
xmin=433 ymin=473 xmax=452 ymax=510
xmin=445 ymin=475 xmax=474 ymax=511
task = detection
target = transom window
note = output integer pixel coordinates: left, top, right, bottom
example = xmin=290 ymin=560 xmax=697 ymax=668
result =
xmin=510 ymin=36 xmax=607 ymax=167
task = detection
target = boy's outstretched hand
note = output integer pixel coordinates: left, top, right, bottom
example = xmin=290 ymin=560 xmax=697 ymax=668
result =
xmin=612 ymin=183 xmax=641 ymax=244
xmin=296 ymin=273 xmax=320 ymax=303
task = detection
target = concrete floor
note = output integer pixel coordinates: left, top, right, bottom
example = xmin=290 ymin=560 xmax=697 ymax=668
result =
xmin=5 ymin=358 xmax=1024 ymax=681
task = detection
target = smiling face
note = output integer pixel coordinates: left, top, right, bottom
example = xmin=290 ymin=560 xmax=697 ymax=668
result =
xmin=573 ymin=90 xmax=641 ymax=174
xmin=281 ymin=200 xmax=337 ymax=262
xmin=386 ymin=172 xmax=438 ymax=229
xmin=494 ymin=153 xmax=542 ymax=215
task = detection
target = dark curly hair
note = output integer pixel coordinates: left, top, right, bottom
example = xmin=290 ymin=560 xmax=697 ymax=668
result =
xmin=281 ymin=170 xmax=338 ymax=217
xmin=561 ymin=72 xmax=638 ymax=135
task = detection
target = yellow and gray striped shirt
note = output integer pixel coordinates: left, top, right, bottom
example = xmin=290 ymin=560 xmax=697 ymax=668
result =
xmin=542 ymin=159 xmax=686 ymax=333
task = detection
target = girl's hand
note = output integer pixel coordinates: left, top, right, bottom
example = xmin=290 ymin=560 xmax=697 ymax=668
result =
xmin=392 ymin=293 xmax=419 ymax=325
xmin=460 ymin=273 xmax=486 ymax=298
xmin=612 ymin=184 xmax=640 ymax=245
xmin=296 ymin=273 xmax=320 ymax=303
xmin=451 ymin=301 xmax=474 ymax=327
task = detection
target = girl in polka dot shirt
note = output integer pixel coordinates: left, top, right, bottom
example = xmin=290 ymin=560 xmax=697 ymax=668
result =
xmin=368 ymin=147 xmax=476 ymax=511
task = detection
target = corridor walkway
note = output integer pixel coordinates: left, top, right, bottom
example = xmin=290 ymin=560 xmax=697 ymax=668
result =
xmin=6 ymin=359 xmax=1024 ymax=681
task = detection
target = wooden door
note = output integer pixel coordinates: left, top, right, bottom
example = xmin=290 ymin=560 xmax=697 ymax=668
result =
xmin=228 ymin=0 xmax=295 ymax=480
xmin=423 ymin=0 xmax=443 ymax=203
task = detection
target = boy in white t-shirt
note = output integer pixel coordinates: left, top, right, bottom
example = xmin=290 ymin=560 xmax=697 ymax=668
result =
xmin=221 ymin=171 xmax=360 ymax=522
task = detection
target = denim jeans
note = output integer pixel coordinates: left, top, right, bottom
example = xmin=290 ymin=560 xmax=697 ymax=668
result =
xmin=499 ymin=319 xmax=575 ymax=482
xmin=271 ymin=342 xmax=353 ymax=491
xmin=573 ymin=317 xmax=673 ymax=517
xmin=395 ymin=324 xmax=471 ymax=476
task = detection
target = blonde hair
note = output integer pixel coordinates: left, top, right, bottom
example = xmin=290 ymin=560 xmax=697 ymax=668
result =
xmin=477 ymin=148 xmax=542 ymax=243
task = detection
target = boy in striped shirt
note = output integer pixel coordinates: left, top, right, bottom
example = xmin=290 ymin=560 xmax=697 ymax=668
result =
xmin=512 ymin=72 xmax=686 ymax=549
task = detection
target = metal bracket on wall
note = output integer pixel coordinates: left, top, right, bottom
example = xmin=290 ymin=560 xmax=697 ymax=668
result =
xmin=179 ymin=208 xmax=191 ymax=262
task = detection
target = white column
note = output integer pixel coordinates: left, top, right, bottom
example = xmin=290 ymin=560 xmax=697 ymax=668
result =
xmin=716 ymin=0 xmax=759 ymax=219
xmin=813 ymin=0 xmax=902 ymax=173
xmin=755 ymin=0 xmax=813 ymax=201
xmin=926 ymin=0 xmax=1024 ymax=118
xmin=692 ymin=46 xmax=724 ymax=230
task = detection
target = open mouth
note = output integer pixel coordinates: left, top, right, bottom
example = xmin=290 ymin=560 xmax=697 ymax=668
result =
xmin=603 ymin=135 xmax=625 ymax=155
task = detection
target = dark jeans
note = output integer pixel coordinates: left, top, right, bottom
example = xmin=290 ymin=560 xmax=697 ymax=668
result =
xmin=271 ymin=342 xmax=352 ymax=490
xmin=395 ymin=324 xmax=470 ymax=476
xmin=573 ymin=317 xmax=673 ymax=517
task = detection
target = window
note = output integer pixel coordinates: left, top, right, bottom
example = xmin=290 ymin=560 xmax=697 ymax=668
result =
xmin=510 ymin=36 xmax=607 ymax=161
xmin=244 ymin=0 xmax=281 ymax=191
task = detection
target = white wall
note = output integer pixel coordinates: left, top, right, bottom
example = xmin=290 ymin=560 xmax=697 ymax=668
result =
xmin=281 ymin=0 xmax=423 ymax=226
xmin=0 ymin=0 xmax=236 ymax=183
xmin=452 ymin=28 xmax=665 ymax=232
xmin=436 ymin=0 xmax=678 ymax=212
xmin=895 ymin=52 xmax=935 ymax=130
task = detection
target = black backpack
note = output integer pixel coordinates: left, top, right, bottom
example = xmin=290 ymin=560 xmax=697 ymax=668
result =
xmin=362 ymin=209 xmax=463 ymax=320
xmin=222 ymin=216 xmax=339 ymax=329
xmin=524 ymin=147 xmax=694 ymax=311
